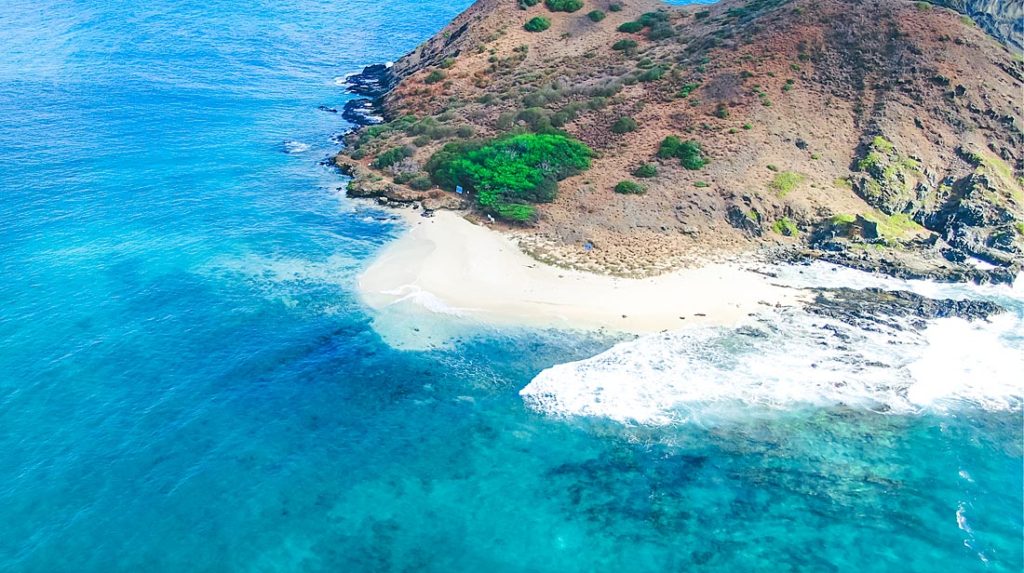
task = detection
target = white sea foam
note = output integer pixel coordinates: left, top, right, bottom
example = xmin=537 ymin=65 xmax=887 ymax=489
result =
xmin=333 ymin=72 xmax=359 ymax=85
xmin=521 ymin=303 xmax=1024 ymax=425
xmin=381 ymin=285 xmax=470 ymax=316
xmin=283 ymin=140 xmax=310 ymax=154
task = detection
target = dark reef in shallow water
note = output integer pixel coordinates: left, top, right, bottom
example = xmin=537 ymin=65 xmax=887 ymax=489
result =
xmin=807 ymin=287 xmax=1006 ymax=331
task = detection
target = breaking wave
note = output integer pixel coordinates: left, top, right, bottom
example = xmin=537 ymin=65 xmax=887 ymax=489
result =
xmin=522 ymin=265 xmax=1024 ymax=425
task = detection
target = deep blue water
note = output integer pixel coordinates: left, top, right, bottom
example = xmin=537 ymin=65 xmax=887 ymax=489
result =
xmin=0 ymin=1 xmax=1021 ymax=571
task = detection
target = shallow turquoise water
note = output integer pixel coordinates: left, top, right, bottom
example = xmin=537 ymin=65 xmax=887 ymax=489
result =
xmin=0 ymin=1 xmax=1021 ymax=571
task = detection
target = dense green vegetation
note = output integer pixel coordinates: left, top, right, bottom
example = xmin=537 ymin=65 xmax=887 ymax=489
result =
xmin=657 ymin=136 xmax=707 ymax=170
xmin=587 ymin=10 xmax=606 ymax=22
xmin=545 ymin=0 xmax=583 ymax=12
xmin=425 ymin=70 xmax=446 ymax=84
xmin=609 ymin=3 xmax=623 ymax=12
xmin=518 ymin=0 xmax=540 ymax=7
xmin=426 ymin=134 xmax=593 ymax=222
xmin=524 ymin=16 xmax=551 ymax=32
xmin=618 ymin=21 xmax=644 ymax=33
xmin=615 ymin=180 xmax=646 ymax=194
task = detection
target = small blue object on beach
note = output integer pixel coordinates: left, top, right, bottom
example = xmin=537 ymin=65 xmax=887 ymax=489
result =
xmin=583 ymin=241 xmax=593 ymax=252
xmin=456 ymin=185 xmax=464 ymax=194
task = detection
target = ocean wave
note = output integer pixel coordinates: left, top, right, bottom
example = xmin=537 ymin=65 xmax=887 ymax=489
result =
xmin=521 ymin=308 xmax=1024 ymax=426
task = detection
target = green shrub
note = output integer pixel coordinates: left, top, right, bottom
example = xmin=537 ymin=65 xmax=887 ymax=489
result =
xmin=425 ymin=133 xmax=593 ymax=221
xmin=638 ymin=66 xmax=667 ymax=82
xmin=425 ymin=70 xmax=446 ymax=84
xmin=372 ymin=146 xmax=414 ymax=169
xmin=694 ymin=181 xmax=709 ymax=188
xmin=412 ymin=135 xmax=431 ymax=147
xmin=638 ymin=11 xmax=669 ymax=26
xmin=516 ymin=107 xmax=559 ymax=133
xmin=408 ymin=174 xmax=434 ymax=191
xmin=612 ymin=39 xmax=638 ymax=51
xmin=587 ymin=10 xmax=606 ymax=22
xmin=611 ymin=116 xmax=639 ymax=133
xmin=609 ymin=2 xmax=623 ymax=12
xmin=676 ymin=82 xmax=701 ymax=98
xmin=742 ymin=122 xmax=753 ymax=130
xmin=439 ymin=57 xmax=456 ymax=69
xmin=615 ymin=180 xmax=646 ymax=194
xmin=647 ymin=23 xmax=675 ymax=40
xmin=657 ymin=136 xmax=684 ymax=159
xmin=494 ymin=202 xmax=536 ymax=222
xmin=772 ymin=217 xmax=799 ymax=236
xmin=657 ymin=136 xmax=706 ymax=169
xmin=524 ymin=16 xmax=551 ymax=32
xmin=714 ymin=103 xmax=730 ymax=119
xmin=618 ymin=21 xmax=644 ymax=33
xmin=677 ymin=141 xmax=706 ymax=170
xmin=545 ymin=0 xmax=583 ymax=12
xmin=871 ymin=135 xmax=895 ymax=154
xmin=634 ymin=163 xmax=658 ymax=178
xmin=695 ymin=10 xmax=710 ymax=19
xmin=519 ymin=0 xmax=540 ymax=7
xmin=769 ymin=171 xmax=805 ymax=197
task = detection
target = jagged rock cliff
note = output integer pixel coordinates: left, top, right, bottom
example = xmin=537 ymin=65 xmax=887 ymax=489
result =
xmin=932 ymin=0 xmax=1024 ymax=52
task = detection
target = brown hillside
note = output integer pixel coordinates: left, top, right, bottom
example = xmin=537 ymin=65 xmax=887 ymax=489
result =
xmin=338 ymin=0 xmax=1023 ymax=279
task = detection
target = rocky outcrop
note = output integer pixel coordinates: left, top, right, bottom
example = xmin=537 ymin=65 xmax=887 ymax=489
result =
xmin=847 ymin=135 xmax=1023 ymax=270
xmin=807 ymin=286 xmax=1006 ymax=330
xmin=931 ymin=0 xmax=1024 ymax=52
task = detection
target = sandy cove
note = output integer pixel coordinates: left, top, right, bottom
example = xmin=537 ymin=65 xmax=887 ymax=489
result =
xmin=357 ymin=209 xmax=806 ymax=347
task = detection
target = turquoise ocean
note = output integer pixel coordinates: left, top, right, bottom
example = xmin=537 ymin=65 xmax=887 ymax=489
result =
xmin=0 ymin=1 xmax=1021 ymax=571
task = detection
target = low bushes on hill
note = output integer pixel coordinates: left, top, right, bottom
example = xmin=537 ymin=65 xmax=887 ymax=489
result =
xmin=612 ymin=39 xmax=638 ymax=51
xmin=425 ymin=133 xmax=593 ymax=222
xmin=633 ymin=163 xmax=658 ymax=178
xmin=611 ymin=116 xmax=638 ymax=134
xmin=587 ymin=10 xmax=606 ymax=22
xmin=618 ymin=11 xmax=673 ymax=39
xmin=524 ymin=16 xmax=551 ymax=32
xmin=424 ymin=70 xmax=446 ymax=84
xmin=769 ymin=171 xmax=805 ymax=197
xmin=657 ymin=136 xmax=707 ymax=170
xmin=614 ymin=180 xmax=646 ymax=194
xmin=545 ymin=0 xmax=583 ymax=12
xmin=372 ymin=146 xmax=414 ymax=169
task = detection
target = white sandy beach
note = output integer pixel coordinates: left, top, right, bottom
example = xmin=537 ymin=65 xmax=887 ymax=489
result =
xmin=358 ymin=210 xmax=805 ymax=347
